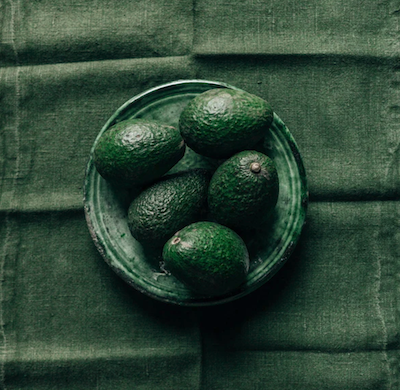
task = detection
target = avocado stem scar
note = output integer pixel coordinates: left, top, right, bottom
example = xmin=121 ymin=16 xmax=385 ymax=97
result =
xmin=172 ymin=237 xmax=181 ymax=245
xmin=250 ymin=162 xmax=261 ymax=173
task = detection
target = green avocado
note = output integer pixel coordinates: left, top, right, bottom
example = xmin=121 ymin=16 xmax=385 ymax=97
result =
xmin=94 ymin=118 xmax=185 ymax=188
xmin=179 ymin=88 xmax=274 ymax=159
xmin=163 ymin=221 xmax=250 ymax=296
xmin=127 ymin=169 xmax=211 ymax=249
xmin=208 ymin=150 xmax=279 ymax=231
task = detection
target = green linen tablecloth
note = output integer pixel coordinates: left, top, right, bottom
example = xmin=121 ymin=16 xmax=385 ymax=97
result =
xmin=1 ymin=1 xmax=399 ymax=389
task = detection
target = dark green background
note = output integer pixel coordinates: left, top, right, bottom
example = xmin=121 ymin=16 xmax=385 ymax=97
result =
xmin=1 ymin=1 xmax=399 ymax=388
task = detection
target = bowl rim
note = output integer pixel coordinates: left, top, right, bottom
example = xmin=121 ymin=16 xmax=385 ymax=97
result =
xmin=83 ymin=79 xmax=308 ymax=306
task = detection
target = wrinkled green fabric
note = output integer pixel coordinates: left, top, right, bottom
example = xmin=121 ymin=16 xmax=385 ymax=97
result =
xmin=1 ymin=0 xmax=399 ymax=389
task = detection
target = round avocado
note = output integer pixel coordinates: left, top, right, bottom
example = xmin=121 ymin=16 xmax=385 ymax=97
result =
xmin=208 ymin=150 xmax=279 ymax=231
xmin=128 ymin=169 xmax=211 ymax=249
xmin=163 ymin=221 xmax=250 ymax=296
xmin=94 ymin=118 xmax=185 ymax=188
xmin=179 ymin=88 xmax=273 ymax=159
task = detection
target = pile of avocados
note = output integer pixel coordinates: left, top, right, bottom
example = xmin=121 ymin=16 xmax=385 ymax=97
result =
xmin=94 ymin=87 xmax=279 ymax=297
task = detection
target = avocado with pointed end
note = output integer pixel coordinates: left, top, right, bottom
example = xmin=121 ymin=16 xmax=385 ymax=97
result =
xmin=128 ymin=169 xmax=211 ymax=249
xmin=94 ymin=118 xmax=185 ymax=188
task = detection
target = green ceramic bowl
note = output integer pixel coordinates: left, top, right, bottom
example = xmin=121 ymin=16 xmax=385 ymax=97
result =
xmin=84 ymin=80 xmax=308 ymax=306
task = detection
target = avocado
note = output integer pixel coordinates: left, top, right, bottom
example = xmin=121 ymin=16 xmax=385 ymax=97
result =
xmin=163 ymin=221 xmax=250 ymax=296
xmin=127 ymin=169 xmax=211 ymax=249
xmin=208 ymin=150 xmax=279 ymax=231
xmin=94 ymin=118 xmax=185 ymax=188
xmin=179 ymin=88 xmax=274 ymax=159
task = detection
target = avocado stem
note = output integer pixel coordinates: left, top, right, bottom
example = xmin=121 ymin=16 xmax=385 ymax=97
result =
xmin=250 ymin=162 xmax=261 ymax=173
xmin=171 ymin=237 xmax=181 ymax=245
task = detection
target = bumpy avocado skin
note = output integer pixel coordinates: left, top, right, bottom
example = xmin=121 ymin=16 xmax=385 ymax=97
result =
xmin=162 ymin=221 xmax=250 ymax=296
xmin=94 ymin=118 xmax=185 ymax=188
xmin=179 ymin=88 xmax=273 ymax=159
xmin=208 ymin=150 xmax=279 ymax=231
xmin=128 ymin=169 xmax=211 ymax=249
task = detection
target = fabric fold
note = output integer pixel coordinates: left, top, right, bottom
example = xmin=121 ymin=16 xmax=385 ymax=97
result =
xmin=0 ymin=56 xmax=196 ymax=213
xmin=0 ymin=0 xmax=194 ymax=66
xmin=194 ymin=0 xmax=399 ymax=58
